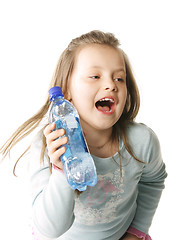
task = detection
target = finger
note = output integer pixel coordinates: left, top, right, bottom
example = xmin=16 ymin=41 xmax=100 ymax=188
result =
xmin=50 ymin=146 xmax=67 ymax=164
xmin=44 ymin=123 xmax=56 ymax=137
xmin=46 ymin=129 xmax=65 ymax=145
xmin=48 ymin=136 xmax=68 ymax=155
xmin=52 ymin=158 xmax=64 ymax=171
xmin=53 ymin=160 xmax=64 ymax=171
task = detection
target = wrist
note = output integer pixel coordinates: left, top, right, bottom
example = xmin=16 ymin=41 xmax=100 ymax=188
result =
xmin=123 ymin=233 xmax=143 ymax=240
xmin=126 ymin=226 xmax=152 ymax=240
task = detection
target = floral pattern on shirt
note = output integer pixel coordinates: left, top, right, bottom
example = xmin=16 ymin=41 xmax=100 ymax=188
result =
xmin=74 ymin=169 xmax=125 ymax=225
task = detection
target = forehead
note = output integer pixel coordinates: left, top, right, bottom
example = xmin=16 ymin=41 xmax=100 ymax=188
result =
xmin=74 ymin=44 xmax=125 ymax=71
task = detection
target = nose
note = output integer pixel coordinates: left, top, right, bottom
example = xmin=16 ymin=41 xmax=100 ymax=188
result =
xmin=104 ymin=78 xmax=117 ymax=92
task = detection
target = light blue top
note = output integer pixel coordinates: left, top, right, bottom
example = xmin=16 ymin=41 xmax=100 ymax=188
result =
xmin=29 ymin=122 xmax=167 ymax=240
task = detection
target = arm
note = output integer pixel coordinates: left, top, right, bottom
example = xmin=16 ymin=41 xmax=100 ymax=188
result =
xmin=120 ymin=228 xmax=149 ymax=240
xmin=122 ymin=234 xmax=143 ymax=240
xmin=29 ymin=125 xmax=75 ymax=238
xmin=129 ymin=127 xmax=167 ymax=234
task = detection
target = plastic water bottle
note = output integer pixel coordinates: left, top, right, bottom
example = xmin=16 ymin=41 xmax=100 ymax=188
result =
xmin=48 ymin=86 xmax=97 ymax=191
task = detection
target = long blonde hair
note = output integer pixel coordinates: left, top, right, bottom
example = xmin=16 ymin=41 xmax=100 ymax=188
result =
xmin=0 ymin=30 xmax=140 ymax=175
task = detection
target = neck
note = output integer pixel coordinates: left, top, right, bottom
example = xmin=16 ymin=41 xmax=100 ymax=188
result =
xmin=81 ymin=122 xmax=118 ymax=158
xmin=85 ymin=126 xmax=113 ymax=147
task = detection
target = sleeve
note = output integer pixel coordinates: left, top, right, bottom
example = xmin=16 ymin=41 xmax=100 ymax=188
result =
xmin=126 ymin=226 xmax=152 ymax=240
xmin=29 ymin=131 xmax=75 ymax=239
xmin=130 ymin=127 xmax=167 ymax=234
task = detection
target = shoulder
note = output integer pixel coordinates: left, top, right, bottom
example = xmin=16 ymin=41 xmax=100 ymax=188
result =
xmin=124 ymin=122 xmax=161 ymax=163
xmin=126 ymin=122 xmax=158 ymax=141
xmin=29 ymin=129 xmax=50 ymax=175
xmin=30 ymin=115 xmax=48 ymax=151
xmin=31 ymin=129 xmax=44 ymax=147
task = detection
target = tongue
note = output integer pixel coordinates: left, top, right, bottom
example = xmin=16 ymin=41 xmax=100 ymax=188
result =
xmin=97 ymin=105 xmax=110 ymax=112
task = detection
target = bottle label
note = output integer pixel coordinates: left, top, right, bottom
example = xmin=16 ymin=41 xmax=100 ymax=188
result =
xmin=65 ymin=115 xmax=78 ymax=129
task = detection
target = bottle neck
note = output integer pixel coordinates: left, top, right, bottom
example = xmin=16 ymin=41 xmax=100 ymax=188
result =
xmin=51 ymin=95 xmax=64 ymax=102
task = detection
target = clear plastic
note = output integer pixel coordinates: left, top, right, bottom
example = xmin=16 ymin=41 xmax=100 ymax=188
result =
xmin=48 ymin=87 xmax=97 ymax=191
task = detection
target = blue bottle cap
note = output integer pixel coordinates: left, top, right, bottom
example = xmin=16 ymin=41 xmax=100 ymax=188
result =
xmin=49 ymin=86 xmax=64 ymax=101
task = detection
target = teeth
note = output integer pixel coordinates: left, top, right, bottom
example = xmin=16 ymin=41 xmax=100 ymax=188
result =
xmin=99 ymin=98 xmax=114 ymax=103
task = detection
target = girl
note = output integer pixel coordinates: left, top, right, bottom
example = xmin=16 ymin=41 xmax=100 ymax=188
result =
xmin=0 ymin=30 xmax=167 ymax=240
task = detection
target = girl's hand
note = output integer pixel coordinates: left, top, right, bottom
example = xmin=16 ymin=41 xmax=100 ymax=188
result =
xmin=44 ymin=123 xmax=68 ymax=170
xmin=121 ymin=233 xmax=143 ymax=240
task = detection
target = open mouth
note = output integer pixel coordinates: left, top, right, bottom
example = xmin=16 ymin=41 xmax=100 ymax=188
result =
xmin=95 ymin=97 xmax=115 ymax=114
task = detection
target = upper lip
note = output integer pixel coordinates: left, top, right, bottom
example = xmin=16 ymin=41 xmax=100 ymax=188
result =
xmin=95 ymin=96 xmax=116 ymax=104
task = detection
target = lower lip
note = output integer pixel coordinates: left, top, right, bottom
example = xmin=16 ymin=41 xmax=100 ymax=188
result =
xmin=96 ymin=106 xmax=115 ymax=115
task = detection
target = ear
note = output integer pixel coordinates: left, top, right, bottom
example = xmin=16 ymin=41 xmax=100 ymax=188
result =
xmin=65 ymin=90 xmax=72 ymax=101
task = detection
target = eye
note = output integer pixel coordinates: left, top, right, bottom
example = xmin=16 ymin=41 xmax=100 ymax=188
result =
xmin=115 ymin=78 xmax=125 ymax=82
xmin=90 ymin=76 xmax=100 ymax=79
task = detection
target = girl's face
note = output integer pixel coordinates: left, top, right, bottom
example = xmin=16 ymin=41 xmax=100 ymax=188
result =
xmin=68 ymin=44 xmax=127 ymax=133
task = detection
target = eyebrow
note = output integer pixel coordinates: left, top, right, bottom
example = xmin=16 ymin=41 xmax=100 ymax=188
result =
xmin=88 ymin=66 xmax=126 ymax=73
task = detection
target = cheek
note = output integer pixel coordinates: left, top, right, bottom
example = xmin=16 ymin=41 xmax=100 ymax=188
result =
xmin=69 ymin=78 xmax=89 ymax=98
xmin=118 ymin=90 xmax=128 ymax=115
xmin=69 ymin=81 xmax=95 ymax=106
xmin=70 ymin=91 xmax=92 ymax=114
xmin=121 ymin=88 xmax=127 ymax=106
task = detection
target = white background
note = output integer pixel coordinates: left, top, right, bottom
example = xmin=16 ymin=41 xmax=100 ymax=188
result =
xmin=0 ymin=0 xmax=190 ymax=239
